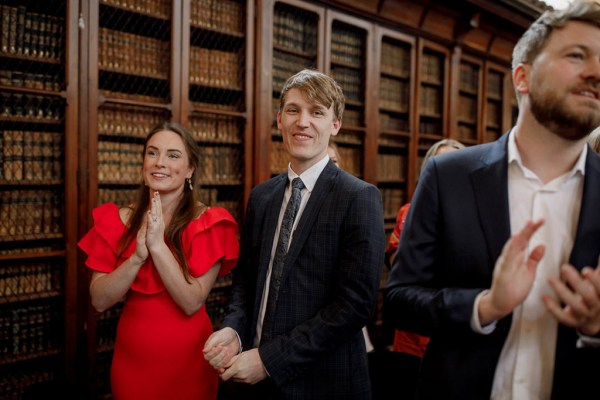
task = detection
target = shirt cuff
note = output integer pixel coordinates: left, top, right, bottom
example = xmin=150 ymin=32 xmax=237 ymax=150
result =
xmin=470 ymin=289 xmax=497 ymax=334
xmin=233 ymin=329 xmax=243 ymax=354
xmin=576 ymin=332 xmax=600 ymax=348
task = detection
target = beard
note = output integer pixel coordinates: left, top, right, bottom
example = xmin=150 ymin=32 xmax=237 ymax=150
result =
xmin=529 ymin=82 xmax=600 ymax=141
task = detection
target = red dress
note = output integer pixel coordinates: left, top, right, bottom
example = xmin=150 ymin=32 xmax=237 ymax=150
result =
xmin=78 ymin=203 xmax=239 ymax=400
xmin=385 ymin=203 xmax=430 ymax=356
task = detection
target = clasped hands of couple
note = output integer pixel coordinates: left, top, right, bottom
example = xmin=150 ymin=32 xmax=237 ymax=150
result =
xmin=202 ymin=218 xmax=600 ymax=385
xmin=203 ymin=328 xmax=268 ymax=384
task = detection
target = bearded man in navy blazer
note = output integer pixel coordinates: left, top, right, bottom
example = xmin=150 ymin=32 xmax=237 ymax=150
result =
xmin=203 ymin=69 xmax=385 ymax=399
xmin=385 ymin=2 xmax=600 ymax=400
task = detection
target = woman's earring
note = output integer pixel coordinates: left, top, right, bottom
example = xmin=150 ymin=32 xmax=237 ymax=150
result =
xmin=187 ymin=178 xmax=193 ymax=191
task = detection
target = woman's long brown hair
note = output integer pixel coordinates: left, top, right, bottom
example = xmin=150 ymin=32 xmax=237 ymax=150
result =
xmin=117 ymin=122 xmax=205 ymax=282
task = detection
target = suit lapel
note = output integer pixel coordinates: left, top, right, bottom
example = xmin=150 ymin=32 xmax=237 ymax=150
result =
xmin=282 ymin=162 xmax=338 ymax=278
xmin=257 ymin=174 xmax=288 ymax=288
xmin=470 ymin=135 xmax=511 ymax=265
xmin=570 ymin=151 xmax=600 ymax=269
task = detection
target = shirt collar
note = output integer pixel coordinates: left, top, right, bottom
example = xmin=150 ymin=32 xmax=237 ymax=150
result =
xmin=507 ymin=129 xmax=587 ymax=179
xmin=287 ymin=154 xmax=329 ymax=192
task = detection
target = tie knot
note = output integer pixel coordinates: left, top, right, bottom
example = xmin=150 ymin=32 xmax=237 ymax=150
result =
xmin=291 ymin=178 xmax=304 ymax=191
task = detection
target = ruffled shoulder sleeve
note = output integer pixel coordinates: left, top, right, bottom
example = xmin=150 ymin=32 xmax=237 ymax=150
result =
xmin=77 ymin=203 xmax=128 ymax=273
xmin=183 ymin=207 xmax=239 ymax=278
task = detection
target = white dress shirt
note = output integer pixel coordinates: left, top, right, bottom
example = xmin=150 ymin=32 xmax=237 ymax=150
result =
xmin=255 ymin=155 xmax=330 ymax=345
xmin=473 ymin=131 xmax=586 ymax=400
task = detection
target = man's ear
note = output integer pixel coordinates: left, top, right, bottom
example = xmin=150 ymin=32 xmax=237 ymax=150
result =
xmin=513 ymin=63 xmax=529 ymax=95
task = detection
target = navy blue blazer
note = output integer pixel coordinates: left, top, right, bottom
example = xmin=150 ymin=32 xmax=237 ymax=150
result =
xmin=223 ymin=161 xmax=386 ymax=399
xmin=385 ymin=132 xmax=600 ymax=400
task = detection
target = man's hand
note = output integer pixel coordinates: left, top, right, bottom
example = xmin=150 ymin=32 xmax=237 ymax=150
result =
xmin=479 ymin=219 xmax=545 ymax=325
xmin=219 ymin=348 xmax=268 ymax=384
xmin=203 ymin=327 xmax=241 ymax=373
xmin=544 ymin=258 xmax=600 ymax=336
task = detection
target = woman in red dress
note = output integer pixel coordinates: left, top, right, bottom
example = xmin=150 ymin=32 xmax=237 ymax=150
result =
xmin=78 ymin=122 xmax=239 ymax=399
xmin=385 ymin=138 xmax=464 ymax=356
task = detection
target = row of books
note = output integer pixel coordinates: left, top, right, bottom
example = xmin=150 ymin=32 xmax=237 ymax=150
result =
xmin=98 ymin=187 xmax=139 ymax=207
xmin=379 ymin=112 xmax=409 ymax=133
xmin=458 ymin=124 xmax=478 ymax=141
xmin=98 ymin=141 xmax=244 ymax=185
xmin=420 ymin=52 xmax=444 ymax=84
xmin=379 ymin=77 xmax=409 ymax=112
xmin=0 ymin=69 xmax=62 ymax=92
xmin=99 ymin=28 xmax=170 ymax=80
xmin=0 ymin=370 xmax=55 ymax=400
xmin=330 ymin=66 xmax=363 ymax=103
xmin=1 ymin=129 xmax=63 ymax=182
xmin=486 ymin=101 xmax=502 ymax=127
xmin=0 ymin=304 xmax=59 ymax=358
xmin=0 ymin=92 xmax=63 ymax=122
xmin=95 ymin=303 xmax=122 ymax=349
xmin=0 ymin=190 xmax=63 ymax=238
xmin=419 ymin=86 xmax=442 ymax=118
xmin=459 ymin=62 xmax=480 ymax=93
xmin=381 ymin=41 xmax=411 ymax=78
xmin=330 ymin=29 xmax=365 ymax=68
xmin=272 ymin=51 xmax=315 ymax=93
xmin=97 ymin=140 xmax=143 ymax=184
xmin=197 ymin=146 xmax=243 ymax=185
xmin=419 ymin=120 xmax=443 ymax=135
xmin=458 ymin=95 xmax=478 ymax=124
xmin=99 ymin=88 xmax=166 ymax=104
xmin=101 ymin=0 xmax=171 ymax=19
xmin=0 ymin=262 xmax=61 ymax=299
xmin=98 ymin=104 xmax=169 ymax=138
xmin=0 ymin=5 xmax=65 ymax=62
xmin=487 ymin=71 xmax=504 ymax=99
xmin=380 ymin=187 xmax=406 ymax=219
xmin=273 ymin=8 xmax=318 ymax=54
xmin=189 ymin=113 xmax=243 ymax=144
xmin=205 ymin=290 xmax=231 ymax=330
xmin=0 ymin=245 xmax=56 ymax=257
xmin=377 ymin=154 xmax=407 ymax=181
xmin=190 ymin=0 xmax=244 ymax=35
xmin=189 ymin=46 xmax=243 ymax=90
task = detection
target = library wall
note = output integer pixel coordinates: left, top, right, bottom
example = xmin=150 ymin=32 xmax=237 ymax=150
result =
xmin=0 ymin=0 xmax=78 ymax=398
xmin=0 ymin=0 xmax=537 ymax=397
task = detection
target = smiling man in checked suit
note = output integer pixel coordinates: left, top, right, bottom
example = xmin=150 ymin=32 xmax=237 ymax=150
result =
xmin=203 ymin=69 xmax=386 ymax=399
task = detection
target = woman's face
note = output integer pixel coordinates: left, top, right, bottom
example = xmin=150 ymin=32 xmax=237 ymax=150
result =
xmin=143 ymin=130 xmax=193 ymax=195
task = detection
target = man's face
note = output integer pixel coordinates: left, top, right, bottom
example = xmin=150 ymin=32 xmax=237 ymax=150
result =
xmin=277 ymin=88 xmax=341 ymax=173
xmin=526 ymin=21 xmax=600 ymax=140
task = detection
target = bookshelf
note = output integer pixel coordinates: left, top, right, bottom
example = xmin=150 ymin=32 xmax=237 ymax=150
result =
xmin=82 ymin=0 xmax=253 ymax=397
xmin=483 ymin=62 xmax=512 ymax=143
xmin=456 ymin=54 xmax=483 ymax=146
xmin=374 ymin=27 xmax=415 ymax=234
xmin=254 ymin=0 xmax=325 ymax=182
xmin=415 ymin=39 xmax=450 ymax=184
xmin=0 ymin=0 xmax=78 ymax=398
xmin=325 ymin=10 xmax=374 ymax=180
xmin=0 ymin=0 xmax=539 ymax=395
xmin=83 ymin=1 xmax=176 ymax=396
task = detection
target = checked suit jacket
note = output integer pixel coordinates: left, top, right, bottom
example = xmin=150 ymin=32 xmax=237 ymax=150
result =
xmin=222 ymin=160 xmax=386 ymax=399
xmin=385 ymin=131 xmax=600 ymax=400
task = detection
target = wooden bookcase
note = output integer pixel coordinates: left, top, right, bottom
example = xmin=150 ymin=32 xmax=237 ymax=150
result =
xmin=0 ymin=0 xmax=79 ymax=397
xmin=80 ymin=0 xmax=253 ymax=397
xmin=415 ymin=38 xmax=450 ymax=184
xmin=454 ymin=53 xmax=483 ymax=146
xmin=374 ymin=27 xmax=415 ymax=233
xmin=325 ymin=10 xmax=374 ymax=181
xmin=0 ymin=0 xmax=539 ymax=396
xmin=483 ymin=62 xmax=512 ymax=143
xmin=254 ymin=0 xmax=325 ymax=183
